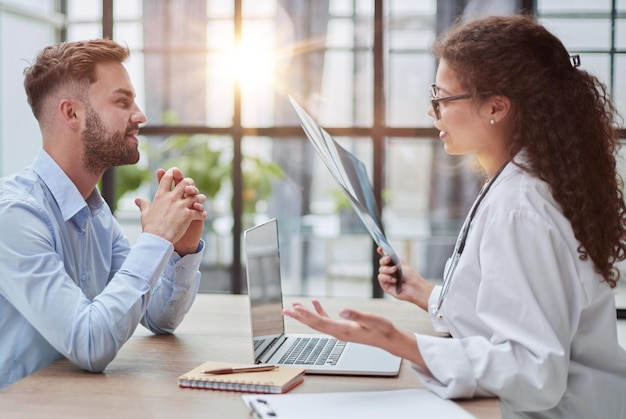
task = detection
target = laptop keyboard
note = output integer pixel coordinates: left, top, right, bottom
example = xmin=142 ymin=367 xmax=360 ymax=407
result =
xmin=278 ymin=337 xmax=347 ymax=366
xmin=254 ymin=339 xmax=263 ymax=350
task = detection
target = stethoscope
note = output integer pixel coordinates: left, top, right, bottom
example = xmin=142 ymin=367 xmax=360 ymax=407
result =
xmin=430 ymin=162 xmax=509 ymax=320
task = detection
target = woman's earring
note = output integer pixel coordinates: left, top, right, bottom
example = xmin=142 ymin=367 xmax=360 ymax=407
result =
xmin=489 ymin=119 xmax=495 ymax=125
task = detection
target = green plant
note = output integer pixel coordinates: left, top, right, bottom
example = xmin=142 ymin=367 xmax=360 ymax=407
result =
xmin=331 ymin=189 xmax=352 ymax=212
xmin=111 ymin=131 xmax=284 ymax=215
xmin=111 ymin=110 xmax=284 ymax=214
xmin=113 ymin=163 xmax=151 ymax=207
xmin=149 ymin=133 xmax=232 ymax=201
xmin=241 ymin=155 xmax=285 ymax=213
xmin=330 ymin=188 xmax=392 ymax=213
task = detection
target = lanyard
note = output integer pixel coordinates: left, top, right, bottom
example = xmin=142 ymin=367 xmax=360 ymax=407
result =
xmin=430 ymin=162 xmax=509 ymax=320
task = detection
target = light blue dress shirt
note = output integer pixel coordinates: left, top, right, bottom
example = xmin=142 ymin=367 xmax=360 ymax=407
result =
xmin=0 ymin=150 xmax=204 ymax=389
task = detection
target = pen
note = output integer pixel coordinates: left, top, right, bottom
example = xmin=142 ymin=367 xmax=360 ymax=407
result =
xmin=203 ymin=365 xmax=277 ymax=374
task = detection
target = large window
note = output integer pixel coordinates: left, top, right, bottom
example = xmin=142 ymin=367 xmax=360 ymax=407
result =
xmin=59 ymin=0 xmax=444 ymax=297
xmin=5 ymin=0 xmax=626 ymax=299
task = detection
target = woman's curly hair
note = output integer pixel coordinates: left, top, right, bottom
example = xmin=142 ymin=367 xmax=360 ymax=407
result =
xmin=433 ymin=15 xmax=626 ymax=287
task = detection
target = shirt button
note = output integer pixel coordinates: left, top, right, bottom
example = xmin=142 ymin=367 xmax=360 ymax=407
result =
xmin=175 ymin=266 xmax=184 ymax=272
xmin=80 ymin=273 xmax=87 ymax=282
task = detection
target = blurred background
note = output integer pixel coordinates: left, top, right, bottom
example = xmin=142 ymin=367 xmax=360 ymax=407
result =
xmin=2 ymin=0 xmax=626 ymax=311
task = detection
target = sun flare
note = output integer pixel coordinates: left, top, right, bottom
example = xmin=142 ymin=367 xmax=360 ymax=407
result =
xmin=227 ymin=42 xmax=276 ymax=86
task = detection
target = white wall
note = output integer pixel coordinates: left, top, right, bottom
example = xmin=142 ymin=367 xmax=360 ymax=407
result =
xmin=0 ymin=4 xmax=58 ymax=176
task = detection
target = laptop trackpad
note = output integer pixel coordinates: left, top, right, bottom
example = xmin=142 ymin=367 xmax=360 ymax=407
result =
xmin=318 ymin=342 xmax=401 ymax=376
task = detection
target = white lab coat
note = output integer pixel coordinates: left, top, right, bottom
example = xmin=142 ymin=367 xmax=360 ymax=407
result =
xmin=413 ymin=156 xmax=626 ymax=418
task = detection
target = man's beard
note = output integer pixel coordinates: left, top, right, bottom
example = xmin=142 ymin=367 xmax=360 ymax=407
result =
xmin=82 ymin=105 xmax=140 ymax=175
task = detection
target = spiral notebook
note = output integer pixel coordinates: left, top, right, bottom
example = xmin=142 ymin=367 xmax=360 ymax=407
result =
xmin=178 ymin=361 xmax=305 ymax=394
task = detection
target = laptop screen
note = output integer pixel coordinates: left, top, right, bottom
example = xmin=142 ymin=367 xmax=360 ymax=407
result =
xmin=244 ymin=218 xmax=285 ymax=339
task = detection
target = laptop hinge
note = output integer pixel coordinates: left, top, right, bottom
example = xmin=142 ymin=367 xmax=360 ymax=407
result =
xmin=257 ymin=335 xmax=288 ymax=364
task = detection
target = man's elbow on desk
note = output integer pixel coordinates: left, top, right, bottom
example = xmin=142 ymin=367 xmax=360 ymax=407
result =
xmin=69 ymin=351 xmax=117 ymax=374
xmin=63 ymin=334 xmax=124 ymax=373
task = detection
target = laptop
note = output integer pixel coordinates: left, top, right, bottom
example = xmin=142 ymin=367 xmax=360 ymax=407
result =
xmin=243 ymin=218 xmax=402 ymax=376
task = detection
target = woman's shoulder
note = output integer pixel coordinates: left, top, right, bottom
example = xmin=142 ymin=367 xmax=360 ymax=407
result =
xmin=488 ymin=162 xmax=562 ymax=218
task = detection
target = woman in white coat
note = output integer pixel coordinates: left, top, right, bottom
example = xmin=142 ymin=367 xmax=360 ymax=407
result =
xmin=283 ymin=15 xmax=626 ymax=418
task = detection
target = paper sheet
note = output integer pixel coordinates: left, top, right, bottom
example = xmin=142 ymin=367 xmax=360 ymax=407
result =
xmin=243 ymin=388 xmax=476 ymax=418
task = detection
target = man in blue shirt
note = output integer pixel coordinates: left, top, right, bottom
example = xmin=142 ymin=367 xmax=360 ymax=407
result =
xmin=0 ymin=39 xmax=208 ymax=389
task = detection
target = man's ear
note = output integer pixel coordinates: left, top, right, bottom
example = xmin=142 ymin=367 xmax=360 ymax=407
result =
xmin=59 ymin=99 xmax=81 ymax=129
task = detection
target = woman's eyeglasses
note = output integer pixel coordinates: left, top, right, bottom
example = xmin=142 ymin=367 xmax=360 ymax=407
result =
xmin=429 ymin=83 xmax=473 ymax=120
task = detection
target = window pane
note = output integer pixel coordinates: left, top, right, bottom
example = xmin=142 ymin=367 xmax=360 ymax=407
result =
xmin=388 ymin=16 xmax=436 ymax=51
xmin=206 ymin=52 xmax=234 ymax=127
xmin=385 ymin=138 xmax=480 ymax=280
xmin=207 ymin=0 xmax=233 ymax=18
xmin=578 ymin=54 xmax=611 ymax=86
xmin=243 ymin=135 xmax=375 ymax=297
xmin=614 ymin=55 xmax=626 ymax=115
xmin=536 ymin=5 xmax=624 ymax=120
xmin=386 ymin=3 xmax=436 ymax=127
xmin=114 ymin=0 xmax=142 ymax=20
xmin=124 ymin=53 xmax=146 ymax=121
xmin=207 ymin=20 xmax=233 ymax=50
xmin=3 ymin=0 xmax=56 ymax=13
xmin=385 ymin=139 xmax=434 ymax=219
xmin=317 ymin=50 xmax=373 ymax=126
xmin=385 ymin=138 xmax=439 ymax=278
xmin=540 ymin=18 xmax=611 ymax=50
xmin=537 ymin=0 xmax=612 ymax=13
xmin=615 ymin=19 xmax=626 ymax=49
xmin=326 ymin=18 xmax=354 ymax=49
xmin=113 ymin=22 xmax=143 ymax=50
xmin=141 ymin=1 xmax=207 ymax=125
xmin=330 ymin=0 xmax=354 ymax=16
xmin=66 ymin=23 xmax=101 ymax=41
xmin=243 ymin=0 xmax=276 ymax=17
xmin=355 ymin=0 xmax=374 ymax=17
xmin=354 ymin=15 xmax=373 ymax=48
xmin=241 ymin=20 xmax=277 ymax=127
xmin=67 ymin=0 xmax=101 ymax=20
xmin=389 ymin=0 xmax=436 ymax=15
xmin=388 ymin=53 xmax=435 ymax=127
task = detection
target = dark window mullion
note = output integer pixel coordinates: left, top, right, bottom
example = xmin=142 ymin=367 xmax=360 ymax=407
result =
xmin=372 ymin=0 xmax=385 ymax=298
xmin=232 ymin=0 xmax=244 ymax=294
xmin=101 ymin=0 xmax=116 ymax=210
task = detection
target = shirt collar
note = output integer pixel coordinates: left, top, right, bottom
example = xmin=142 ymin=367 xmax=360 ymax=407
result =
xmin=512 ymin=148 xmax=530 ymax=165
xmin=31 ymin=149 xmax=104 ymax=224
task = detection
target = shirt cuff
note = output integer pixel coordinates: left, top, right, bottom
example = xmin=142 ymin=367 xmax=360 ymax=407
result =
xmin=413 ymin=333 xmax=478 ymax=399
xmin=428 ymin=285 xmax=451 ymax=333
xmin=172 ymin=239 xmax=205 ymax=262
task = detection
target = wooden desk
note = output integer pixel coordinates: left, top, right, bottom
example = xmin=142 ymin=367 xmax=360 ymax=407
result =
xmin=0 ymin=294 xmax=500 ymax=418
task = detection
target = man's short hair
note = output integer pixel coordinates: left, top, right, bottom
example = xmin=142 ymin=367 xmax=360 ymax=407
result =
xmin=23 ymin=39 xmax=130 ymax=121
